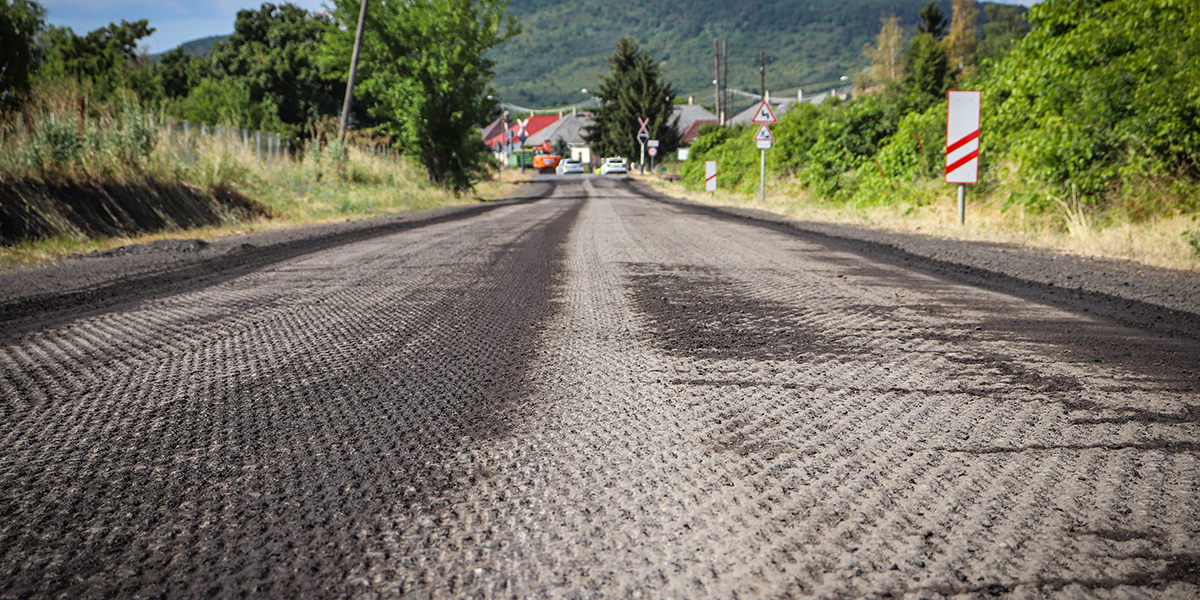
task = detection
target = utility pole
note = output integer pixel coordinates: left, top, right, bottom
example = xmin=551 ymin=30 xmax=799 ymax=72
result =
xmin=760 ymin=50 xmax=766 ymax=99
xmin=713 ymin=39 xmax=720 ymax=125
xmin=337 ymin=0 xmax=369 ymax=143
xmin=721 ymin=40 xmax=727 ymax=126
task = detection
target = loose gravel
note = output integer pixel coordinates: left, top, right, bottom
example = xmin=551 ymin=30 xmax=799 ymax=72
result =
xmin=1 ymin=177 xmax=1197 ymax=599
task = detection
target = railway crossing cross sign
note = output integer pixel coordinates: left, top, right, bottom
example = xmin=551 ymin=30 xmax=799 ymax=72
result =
xmin=637 ymin=118 xmax=650 ymax=139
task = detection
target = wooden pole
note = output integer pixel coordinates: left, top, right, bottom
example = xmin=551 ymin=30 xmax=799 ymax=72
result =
xmin=338 ymin=0 xmax=369 ymax=142
xmin=713 ymin=39 xmax=720 ymax=125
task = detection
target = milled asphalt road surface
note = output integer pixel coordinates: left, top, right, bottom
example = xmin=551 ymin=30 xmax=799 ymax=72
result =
xmin=2 ymin=177 xmax=1198 ymax=599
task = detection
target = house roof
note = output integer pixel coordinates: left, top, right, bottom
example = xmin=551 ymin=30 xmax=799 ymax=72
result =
xmin=525 ymin=114 xmax=592 ymax=147
xmin=673 ymin=104 xmax=718 ymax=133
xmin=680 ymin=119 xmax=718 ymax=145
xmin=485 ymin=115 xmax=561 ymax=149
xmin=729 ymin=87 xmax=852 ymax=125
xmin=480 ymin=117 xmax=507 ymax=142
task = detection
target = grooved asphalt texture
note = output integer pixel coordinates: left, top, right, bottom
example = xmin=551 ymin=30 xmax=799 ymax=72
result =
xmin=1 ymin=177 xmax=1198 ymax=599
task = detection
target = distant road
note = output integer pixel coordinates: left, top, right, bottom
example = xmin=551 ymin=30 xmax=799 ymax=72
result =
xmin=2 ymin=177 xmax=1198 ymax=598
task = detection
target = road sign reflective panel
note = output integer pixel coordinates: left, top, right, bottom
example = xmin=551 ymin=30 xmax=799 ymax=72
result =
xmin=946 ymin=90 xmax=981 ymax=184
xmin=648 ymin=147 xmax=658 ymax=157
xmin=705 ymin=161 xmax=717 ymax=192
xmin=750 ymin=101 xmax=777 ymax=124
xmin=637 ymin=117 xmax=650 ymax=137
xmin=647 ymin=140 xmax=659 ymax=148
xmin=754 ymin=124 xmax=775 ymax=142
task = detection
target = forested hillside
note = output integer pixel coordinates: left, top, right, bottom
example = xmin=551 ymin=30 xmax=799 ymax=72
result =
xmin=491 ymin=0 xmax=949 ymax=107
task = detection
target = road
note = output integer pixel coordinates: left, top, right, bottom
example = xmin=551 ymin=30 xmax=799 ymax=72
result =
xmin=2 ymin=177 xmax=1198 ymax=599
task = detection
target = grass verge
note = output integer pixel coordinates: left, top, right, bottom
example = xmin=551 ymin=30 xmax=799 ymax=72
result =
xmin=636 ymin=172 xmax=1200 ymax=272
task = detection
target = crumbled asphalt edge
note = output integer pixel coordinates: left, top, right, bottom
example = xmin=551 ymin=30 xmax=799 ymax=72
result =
xmin=627 ymin=179 xmax=1200 ymax=341
xmin=0 ymin=181 xmax=557 ymax=339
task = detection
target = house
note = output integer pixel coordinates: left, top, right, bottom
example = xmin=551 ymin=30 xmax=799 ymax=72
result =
xmin=484 ymin=114 xmax=561 ymax=153
xmin=729 ymin=87 xmax=852 ymax=126
xmin=672 ymin=101 xmax=718 ymax=161
xmin=524 ymin=113 xmax=594 ymax=166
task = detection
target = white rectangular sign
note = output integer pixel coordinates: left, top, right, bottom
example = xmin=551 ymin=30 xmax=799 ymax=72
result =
xmin=946 ymin=90 xmax=981 ymax=184
xmin=705 ymin=161 xmax=717 ymax=192
xmin=647 ymin=140 xmax=659 ymax=148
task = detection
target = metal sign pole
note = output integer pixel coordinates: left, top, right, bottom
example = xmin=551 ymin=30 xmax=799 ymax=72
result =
xmin=760 ymin=149 xmax=766 ymax=201
xmin=958 ymin=184 xmax=966 ymax=225
xmin=639 ymin=140 xmax=645 ymax=175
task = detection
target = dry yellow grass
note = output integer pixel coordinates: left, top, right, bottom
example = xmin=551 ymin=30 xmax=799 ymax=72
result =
xmin=0 ymin=145 xmax=523 ymax=270
xmin=636 ymin=173 xmax=1200 ymax=272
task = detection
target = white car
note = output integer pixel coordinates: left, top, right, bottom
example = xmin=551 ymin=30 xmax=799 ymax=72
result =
xmin=556 ymin=158 xmax=586 ymax=175
xmin=599 ymin=157 xmax=628 ymax=175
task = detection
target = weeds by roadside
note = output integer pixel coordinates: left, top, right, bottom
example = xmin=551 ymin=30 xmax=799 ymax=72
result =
xmin=0 ymin=93 xmax=511 ymax=268
xmin=640 ymin=172 xmax=1200 ymax=272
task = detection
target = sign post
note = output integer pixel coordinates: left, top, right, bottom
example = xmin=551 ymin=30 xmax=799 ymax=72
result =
xmin=946 ymin=90 xmax=981 ymax=225
xmin=751 ymin=101 xmax=778 ymax=201
xmin=647 ymin=140 xmax=658 ymax=172
xmin=637 ymin=118 xmax=650 ymax=175
xmin=705 ymin=160 xmax=717 ymax=192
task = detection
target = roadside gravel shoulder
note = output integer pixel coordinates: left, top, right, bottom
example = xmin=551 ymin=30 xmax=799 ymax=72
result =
xmin=629 ymin=180 xmax=1200 ymax=340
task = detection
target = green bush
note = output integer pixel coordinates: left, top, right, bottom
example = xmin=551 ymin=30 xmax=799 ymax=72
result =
xmin=986 ymin=0 xmax=1200 ymax=208
xmin=850 ymin=102 xmax=946 ymax=207
xmin=802 ymin=94 xmax=907 ymax=200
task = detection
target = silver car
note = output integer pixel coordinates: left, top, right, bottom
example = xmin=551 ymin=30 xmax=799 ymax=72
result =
xmin=599 ymin=157 xmax=628 ymax=175
xmin=556 ymin=158 xmax=586 ymax=175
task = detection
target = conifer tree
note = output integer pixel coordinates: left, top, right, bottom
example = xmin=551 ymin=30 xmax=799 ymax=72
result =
xmin=583 ymin=37 xmax=680 ymax=162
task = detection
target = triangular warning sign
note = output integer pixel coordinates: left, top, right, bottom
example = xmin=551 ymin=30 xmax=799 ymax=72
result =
xmin=750 ymin=101 xmax=777 ymax=124
xmin=754 ymin=124 xmax=775 ymax=142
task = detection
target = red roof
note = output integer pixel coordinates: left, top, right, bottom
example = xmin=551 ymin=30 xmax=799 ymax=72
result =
xmin=486 ymin=115 xmax=561 ymax=149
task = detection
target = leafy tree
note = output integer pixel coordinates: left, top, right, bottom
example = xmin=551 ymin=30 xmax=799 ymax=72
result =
xmin=583 ymin=37 xmax=681 ymax=162
xmin=324 ymin=0 xmax=520 ymax=191
xmin=176 ymin=77 xmax=285 ymax=132
xmin=945 ymin=0 xmax=978 ymax=73
xmin=917 ymin=2 xmax=948 ymax=39
xmin=862 ymin=15 xmax=907 ymax=90
xmin=37 ymin=19 xmax=155 ymax=100
xmin=977 ymin=3 xmax=1029 ymax=66
xmin=203 ymin=3 xmax=341 ymax=137
xmin=158 ymin=47 xmax=208 ymax=100
xmin=0 ymin=0 xmax=45 ymax=107
xmin=988 ymin=0 xmax=1200 ymax=206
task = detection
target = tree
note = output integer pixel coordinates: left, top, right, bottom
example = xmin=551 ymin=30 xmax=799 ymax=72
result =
xmin=905 ymin=32 xmax=950 ymax=109
xmin=917 ymin=2 xmax=948 ymax=39
xmin=203 ymin=3 xmax=342 ymax=137
xmin=583 ymin=37 xmax=681 ymax=162
xmin=945 ymin=0 xmax=978 ymax=73
xmin=324 ymin=0 xmax=519 ymax=192
xmin=977 ymin=3 xmax=1029 ymax=66
xmin=863 ymin=15 xmax=907 ymax=90
xmin=37 ymin=19 xmax=155 ymax=100
xmin=0 ymin=0 xmax=45 ymax=107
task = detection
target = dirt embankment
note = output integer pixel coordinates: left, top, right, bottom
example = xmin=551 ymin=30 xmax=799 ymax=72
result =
xmin=0 ymin=177 xmax=271 ymax=245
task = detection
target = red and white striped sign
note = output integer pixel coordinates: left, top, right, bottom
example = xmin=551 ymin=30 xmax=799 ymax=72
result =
xmin=705 ymin=161 xmax=717 ymax=192
xmin=945 ymin=90 xmax=981 ymax=184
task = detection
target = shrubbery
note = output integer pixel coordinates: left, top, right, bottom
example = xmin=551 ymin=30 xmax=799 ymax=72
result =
xmin=682 ymin=0 xmax=1200 ymax=225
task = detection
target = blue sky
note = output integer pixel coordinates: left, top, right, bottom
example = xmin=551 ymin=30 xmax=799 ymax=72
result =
xmin=41 ymin=0 xmax=1043 ymax=55
xmin=40 ymin=0 xmax=332 ymax=54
